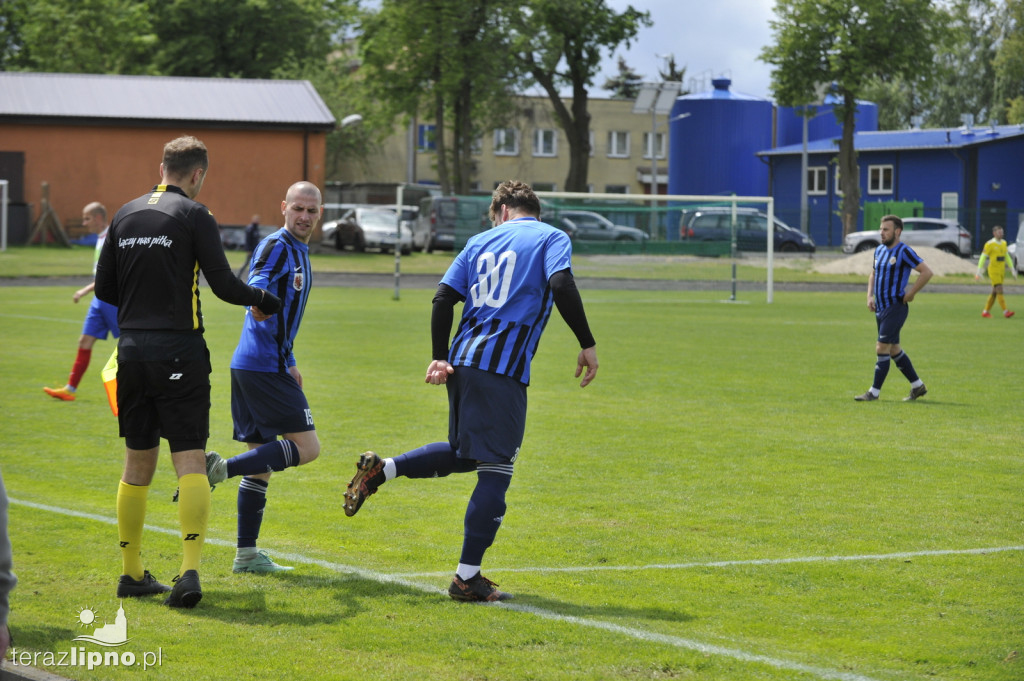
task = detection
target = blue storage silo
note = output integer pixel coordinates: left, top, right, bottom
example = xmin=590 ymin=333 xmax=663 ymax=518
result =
xmin=667 ymin=78 xmax=773 ymax=199
xmin=776 ymin=94 xmax=879 ymax=147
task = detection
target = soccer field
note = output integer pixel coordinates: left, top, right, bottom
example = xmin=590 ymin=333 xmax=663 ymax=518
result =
xmin=1 ymin=282 xmax=1021 ymax=681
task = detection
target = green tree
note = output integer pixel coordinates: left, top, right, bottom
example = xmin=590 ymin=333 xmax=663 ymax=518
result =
xmin=925 ymin=0 xmax=999 ymax=127
xmin=150 ymin=0 xmax=350 ymax=79
xmin=657 ymin=54 xmax=687 ymax=86
xmin=994 ymin=0 xmax=1024 ymax=124
xmin=761 ymin=0 xmax=938 ymax=236
xmin=358 ymin=0 xmax=512 ymax=194
xmin=504 ymin=0 xmax=651 ymax=192
xmin=274 ymin=49 xmax=373 ymax=182
xmin=0 ymin=0 xmax=156 ymax=73
xmin=602 ymin=56 xmax=643 ymax=99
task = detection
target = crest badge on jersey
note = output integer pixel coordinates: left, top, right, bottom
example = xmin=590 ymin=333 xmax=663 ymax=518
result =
xmin=889 ymin=257 xmax=897 ymax=266
xmin=293 ymin=271 xmax=304 ymax=292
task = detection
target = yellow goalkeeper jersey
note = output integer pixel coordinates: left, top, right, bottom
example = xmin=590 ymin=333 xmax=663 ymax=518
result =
xmin=979 ymin=238 xmax=1010 ymax=275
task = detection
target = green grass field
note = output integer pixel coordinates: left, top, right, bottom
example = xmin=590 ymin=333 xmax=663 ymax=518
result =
xmin=1 ymin=249 xmax=1021 ymax=681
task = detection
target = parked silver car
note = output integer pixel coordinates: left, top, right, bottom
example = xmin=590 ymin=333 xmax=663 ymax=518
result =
xmin=1009 ymin=226 xmax=1024 ymax=273
xmin=322 ymin=206 xmax=412 ymax=254
xmin=842 ymin=217 xmax=971 ymax=256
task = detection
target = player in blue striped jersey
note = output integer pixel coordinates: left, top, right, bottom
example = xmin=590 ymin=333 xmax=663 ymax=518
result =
xmin=855 ymin=215 xmax=933 ymax=402
xmin=344 ymin=180 xmax=599 ymax=601
xmin=204 ymin=182 xmax=323 ymax=573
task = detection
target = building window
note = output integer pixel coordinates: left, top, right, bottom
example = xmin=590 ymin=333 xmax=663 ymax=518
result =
xmin=607 ymin=131 xmax=630 ymax=158
xmin=807 ymin=167 xmax=827 ymax=195
xmin=642 ymin=132 xmax=666 ymax=160
xmin=493 ymin=128 xmax=519 ymax=156
xmin=834 ymin=171 xmax=843 ymax=196
xmin=471 ymin=135 xmax=483 ymax=155
xmin=941 ymin=192 xmax=959 ymax=220
xmin=418 ymin=124 xmax=436 ymax=152
xmin=533 ymin=181 xmax=556 ymax=192
xmin=589 ymin=131 xmax=595 ymax=158
xmin=868 ymin=165 xmax=893 ymax=194
xmin=533 ymin=129 xmax=557 ymax=157
xmin=604 ymin=185 xmax=628 ymax=194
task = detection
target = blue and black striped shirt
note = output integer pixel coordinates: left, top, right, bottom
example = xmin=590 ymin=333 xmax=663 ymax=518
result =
xmin=872 ymin=242 xmax=923 ymax=313
xmin=442 ymin=217 xmax=573 ymax=385
xmin=231 ymin=228 xmax=311 ymax=373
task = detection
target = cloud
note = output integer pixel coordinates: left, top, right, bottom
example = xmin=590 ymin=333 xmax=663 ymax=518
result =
xmin=599 ymin=0 xmax=776 ymax=99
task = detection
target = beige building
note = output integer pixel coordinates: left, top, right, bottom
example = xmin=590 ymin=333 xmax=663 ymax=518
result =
xmin=337 ymin=95 xmax=669 ymax=195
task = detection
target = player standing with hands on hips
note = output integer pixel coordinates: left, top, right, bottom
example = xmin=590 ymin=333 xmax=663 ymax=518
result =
xmin=343 ymin=180 xmax=598 ymax=602
xmin=854 ymin=214 xmax=933 ymax=402
xmin=975 ymin=224 xmax=1016 ymax=318
xmin=95 ymin=135 xmax=281 ymax=608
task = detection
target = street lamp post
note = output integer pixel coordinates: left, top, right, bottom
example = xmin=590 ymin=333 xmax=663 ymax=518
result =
xmin=633 ymin=82 xmax=682 ymax=239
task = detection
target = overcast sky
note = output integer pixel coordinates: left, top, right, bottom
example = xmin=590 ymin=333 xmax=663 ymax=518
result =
xmin=596 ymin=0 xmax=778 ymax=100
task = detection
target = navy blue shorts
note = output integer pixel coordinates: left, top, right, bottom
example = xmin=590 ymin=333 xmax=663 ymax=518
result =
xmin=231 ymin=368 xmax=314 ymax=444
xmin=446 ymin=366 xmax=526 ymax=465
xmin=82 ymin=298 xmax=119 ymax=340
xmin=876 ymin=302 xmax=909 ymax=345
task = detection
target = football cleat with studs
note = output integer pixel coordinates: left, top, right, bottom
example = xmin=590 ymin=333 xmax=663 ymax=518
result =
xmin=343 ymin=451 xmax=385 ymax=517
xmin=448 ymin=573 xmax=512 ymax=602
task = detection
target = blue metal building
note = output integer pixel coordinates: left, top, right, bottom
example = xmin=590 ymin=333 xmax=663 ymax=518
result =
xmin=774 ymin=97 xmax=879 ymax=148
xmin=668 ymin=78 xmax=773 ymax=200
xmin=758 ymin=123 xmax=1024 ymax=249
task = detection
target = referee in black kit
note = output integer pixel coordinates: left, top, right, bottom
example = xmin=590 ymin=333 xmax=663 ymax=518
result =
xmin=95 ymin=135 xmax=281 ymax=609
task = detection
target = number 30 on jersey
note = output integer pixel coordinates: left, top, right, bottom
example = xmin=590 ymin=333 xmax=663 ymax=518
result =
xmin=470 ymin=251 xmax=517 ymax=308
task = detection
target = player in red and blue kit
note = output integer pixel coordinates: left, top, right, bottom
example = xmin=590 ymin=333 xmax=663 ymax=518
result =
xmin=343 ymin=180 xmax=599 ymax=601
xmin=204 ymin=182 xmax=323 ymax=574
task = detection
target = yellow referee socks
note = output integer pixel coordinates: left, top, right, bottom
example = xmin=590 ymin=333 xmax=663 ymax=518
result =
xmin=985 ymin=293 xmax=996 ymax=312
xmin=176 ymin=473 xmax=211 ymax=575
xmin=117 ymin=481 xmax=149 ymax=580
xmin=997 ymin=293 xmax=1008 ymax=311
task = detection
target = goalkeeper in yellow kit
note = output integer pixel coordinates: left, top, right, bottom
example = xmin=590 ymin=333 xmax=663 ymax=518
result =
xmin=976 ymin=225 xmax=1016 ymax=318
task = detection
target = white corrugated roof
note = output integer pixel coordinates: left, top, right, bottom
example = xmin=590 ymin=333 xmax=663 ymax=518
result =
xmin=0 ymin=72 xmax=335 ymax=129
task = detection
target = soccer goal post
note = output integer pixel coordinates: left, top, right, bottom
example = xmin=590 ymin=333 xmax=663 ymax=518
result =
xmin=535 ymin=191 xmax=778 ymax=303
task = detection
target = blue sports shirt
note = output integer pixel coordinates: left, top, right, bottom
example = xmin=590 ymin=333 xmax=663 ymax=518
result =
xmin=231 ymin=228 xmax=311 ymax=373
xmin=872 ymin=242 xmax=923 ymax=313
xmin=441 ymin=217 xmax=573 ymax=385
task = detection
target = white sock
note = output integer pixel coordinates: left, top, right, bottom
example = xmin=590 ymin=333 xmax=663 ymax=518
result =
xmin=456 ymin=563 xmax=480 ymax=581
xmin=235 ymin=546 xmax=258 ymax=561
xmin=383 ymin=458 xmax=397 ymax=481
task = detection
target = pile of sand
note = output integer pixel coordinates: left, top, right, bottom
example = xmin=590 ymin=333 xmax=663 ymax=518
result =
xmin=812 ymin=247 xmax=977 ymax=277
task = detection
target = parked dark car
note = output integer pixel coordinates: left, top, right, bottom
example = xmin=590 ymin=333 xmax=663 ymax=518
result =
xmin=541 ymin=210 xmax=648 ymax=241
xmin=679 ymin=207 xmax=815 ymax=252
xmin=413 ymin=196 xmax=459 ymax=252
xmin=322 ymin=206 xmax=412 ymax=254
xmin=413 ymin=196 xmax=491 ymax=252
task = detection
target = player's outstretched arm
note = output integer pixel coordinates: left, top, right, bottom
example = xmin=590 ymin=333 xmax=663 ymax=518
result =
xmin=576 ymin=346 xmax=598 ymax=388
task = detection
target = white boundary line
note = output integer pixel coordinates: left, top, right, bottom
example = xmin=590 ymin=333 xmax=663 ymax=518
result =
xmin=19 ymin=498 xmax=1020 ymax=681
xmin=390 ymin=545 xmax=1024 ymax=578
